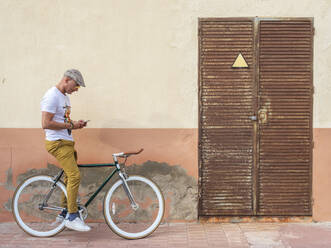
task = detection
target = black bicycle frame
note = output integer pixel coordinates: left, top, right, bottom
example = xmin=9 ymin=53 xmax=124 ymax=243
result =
xmin=52 ymin=162 xmax=120 ymax=208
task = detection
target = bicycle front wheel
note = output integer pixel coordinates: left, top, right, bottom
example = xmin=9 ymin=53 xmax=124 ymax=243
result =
xmin=12 ymin=175 xmax=67 ymax=237
xmin=104 ymin=176 xmax=165 ymax=239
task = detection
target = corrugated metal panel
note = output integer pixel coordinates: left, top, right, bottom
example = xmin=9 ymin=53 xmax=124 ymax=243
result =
xmin=198 ymin=18 xmax=313 ymax=217
xmin=198 ymin=19 xmax=255 ymax=215
xmin=257 ymin=19 xmax=313 ymax=215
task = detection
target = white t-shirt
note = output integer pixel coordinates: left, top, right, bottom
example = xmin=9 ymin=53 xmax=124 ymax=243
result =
xmin=40 ymin=86 xmax=74 ymax=141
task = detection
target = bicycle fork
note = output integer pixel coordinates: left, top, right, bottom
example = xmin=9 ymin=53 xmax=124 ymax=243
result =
xmin=118 ymin=172 xmax=139 ymax=211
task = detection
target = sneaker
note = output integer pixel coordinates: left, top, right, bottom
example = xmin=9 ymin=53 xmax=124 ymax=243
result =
xmin=55 ymin=215 xmax=64 ymax=223
xmin=56 ymin=209 xmax=68 ymax=222
xmin=51 ymin=209 xmax=67 ymax=226
xmin=64 ymin=215 xmax=91 ymax=232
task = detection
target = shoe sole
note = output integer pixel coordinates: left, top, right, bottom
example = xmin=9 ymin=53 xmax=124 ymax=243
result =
xmin=64 ymin=221 xmax=91 ymax=232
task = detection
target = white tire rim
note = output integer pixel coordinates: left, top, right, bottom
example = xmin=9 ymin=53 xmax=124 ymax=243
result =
xmin=104 ymin=176 xmax=164 ymax=239
xmin=13 ymin=176 xmax=67 ymax=237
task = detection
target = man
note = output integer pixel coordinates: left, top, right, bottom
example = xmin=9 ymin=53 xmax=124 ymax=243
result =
xmin=40 ymin=69 xmax=90 ymax=232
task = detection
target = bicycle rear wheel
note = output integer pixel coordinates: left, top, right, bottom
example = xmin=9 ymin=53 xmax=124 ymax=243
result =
xmin=12 ymin=175 xmax=67 ymax=237
xmin=104 ymin=176 xmax=165 ymax=239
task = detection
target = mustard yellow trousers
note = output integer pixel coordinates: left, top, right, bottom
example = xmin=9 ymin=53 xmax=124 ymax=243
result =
xmin=45 ymin=139 xmax=80 ymax=213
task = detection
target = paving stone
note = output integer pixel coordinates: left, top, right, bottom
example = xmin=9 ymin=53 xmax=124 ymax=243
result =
xmin=2 ymin=222 xmax=331 ymax=247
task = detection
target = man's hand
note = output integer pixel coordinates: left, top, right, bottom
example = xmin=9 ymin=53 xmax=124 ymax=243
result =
xmin=73 ymin=120 xmax=88 ymax=129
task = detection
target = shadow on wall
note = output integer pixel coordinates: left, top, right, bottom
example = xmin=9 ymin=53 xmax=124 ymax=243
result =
xmin=12 ymin=161 xmax=198 ymax=221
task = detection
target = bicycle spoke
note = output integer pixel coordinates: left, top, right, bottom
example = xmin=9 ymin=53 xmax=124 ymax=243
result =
xmin=13 ymin=176 xmax=67 ymax=237
xmin=104 ymin=176 xmax=164 ymax=239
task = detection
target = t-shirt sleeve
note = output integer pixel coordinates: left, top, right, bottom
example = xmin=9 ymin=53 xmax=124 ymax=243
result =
xmin=40 ymin=91 xmax=57 ymax=113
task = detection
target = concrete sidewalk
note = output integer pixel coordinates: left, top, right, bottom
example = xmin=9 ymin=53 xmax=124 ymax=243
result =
xmin=1 ymin=222 xmax=331 ymax=248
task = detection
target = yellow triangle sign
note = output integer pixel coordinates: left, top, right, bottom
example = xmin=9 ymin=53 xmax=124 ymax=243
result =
xmin=232 ymin=53 xmax=248 ymax=68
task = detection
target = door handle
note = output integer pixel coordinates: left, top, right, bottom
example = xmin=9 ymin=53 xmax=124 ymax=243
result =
xmin=258 ymin=109 xmax=268 ymax=124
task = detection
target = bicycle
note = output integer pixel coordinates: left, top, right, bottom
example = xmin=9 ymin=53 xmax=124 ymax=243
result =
xmin=12 ymin=149 xmax=165 ymax=239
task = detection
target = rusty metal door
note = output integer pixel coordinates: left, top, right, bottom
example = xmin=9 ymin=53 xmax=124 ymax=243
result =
xmin=257 ymin=19 xmax=313 ymax=215
xmin=198 ymin=18 xmax=256 ymax=215
xmin=198 ymin=18 xmax=313 ymax=216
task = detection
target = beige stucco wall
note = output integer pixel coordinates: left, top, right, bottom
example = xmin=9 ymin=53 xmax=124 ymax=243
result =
xmin=0 ymin=0 xmax=330 ymax=128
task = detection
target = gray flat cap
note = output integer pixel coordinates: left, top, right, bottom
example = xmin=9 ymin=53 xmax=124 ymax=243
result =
xmin=64 ymin=69 xmax=85 ymax=87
